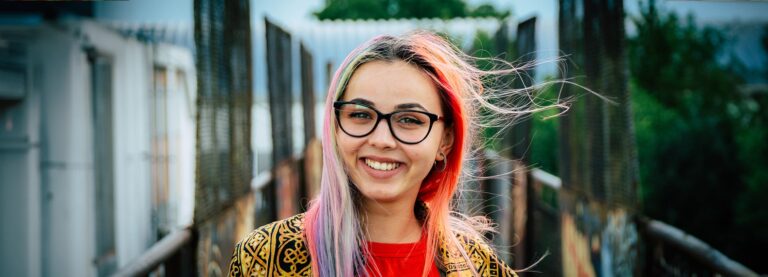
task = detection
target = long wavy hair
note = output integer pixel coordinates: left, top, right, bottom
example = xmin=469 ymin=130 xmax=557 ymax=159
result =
xmin=303 ymin=30 xmax=564 ymax=277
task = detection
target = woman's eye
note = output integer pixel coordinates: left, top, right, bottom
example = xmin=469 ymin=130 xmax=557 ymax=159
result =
xmin=349 ymin=111 xmax=373 ymax=119
xmin=398 ymin=116 xmax=424 ymax=125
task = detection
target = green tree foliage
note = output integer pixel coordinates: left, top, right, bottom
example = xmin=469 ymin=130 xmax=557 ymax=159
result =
xmin=529 ymin=85 xmax=560 ymax=175
xmin=629 ymin=6 xmax=741 ymax=116
xmin=471 ymin=30 xmax=510 ymax=151
xmin=469 ymin=30 xmax=559 ymax=174
xmin=468 ymin=4 xmax=510 ymax=18
xmin=731 ymin=27 xmax=768 ymax=271
xmin=629 ymin=2 xmax=768 ymax=272
xmin=314 ymin=0 xmax=509 ymax=20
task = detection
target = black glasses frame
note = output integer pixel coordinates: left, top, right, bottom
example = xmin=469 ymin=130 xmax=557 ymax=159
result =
xmin=333 ymin=101 xmax=444 ymax=144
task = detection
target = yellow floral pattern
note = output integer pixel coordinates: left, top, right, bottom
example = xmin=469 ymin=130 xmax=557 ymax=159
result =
xmin=228 ymin=214 xmax=518 ymax=276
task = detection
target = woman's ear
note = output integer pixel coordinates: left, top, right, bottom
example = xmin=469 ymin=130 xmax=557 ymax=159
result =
xmin=436 ymin=126 xmax=454 ymax=161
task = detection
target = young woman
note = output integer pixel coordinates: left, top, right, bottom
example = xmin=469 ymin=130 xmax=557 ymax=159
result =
xmin=229 ymin=31 xmax=530 ymax=276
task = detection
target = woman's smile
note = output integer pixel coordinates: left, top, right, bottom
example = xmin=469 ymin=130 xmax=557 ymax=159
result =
xmin=363 ymin=157 xmax=401 ymax=171
xmin=359 ymin=156 xmax=405 ymax=179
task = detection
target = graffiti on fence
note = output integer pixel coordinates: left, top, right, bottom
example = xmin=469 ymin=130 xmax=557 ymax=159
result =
xmin=601 ymin=209 xmax=638 ymax=276
xmin=561 ymin=211 xmax=598 ymax=277
xmin=561 ymin=203 xmax=638 ymax=277
xmin=197 ymin=193 xmax=256 ymax=277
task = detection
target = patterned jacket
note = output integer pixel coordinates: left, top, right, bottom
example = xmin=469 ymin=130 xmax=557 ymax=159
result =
xmin=228 ymin=213 xmax=518 ymax=276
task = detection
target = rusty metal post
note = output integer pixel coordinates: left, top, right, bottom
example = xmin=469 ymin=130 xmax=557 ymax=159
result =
xmin=509 ymin=17 xmax=536 ymax=165
xmin=300 ymin=42 xmax=316 ymax=146
xmin=557 ymin=0 xmax=640 ymax=275
xmin=515 ymin=17 xmax=537 ymax=270
xmin=265 ymin=19 xmax=299 ymax=219
xmin=299 ymin=42 xmax=322 ymax=205
xmin=265 ymin=19 xmax=294 ymax=166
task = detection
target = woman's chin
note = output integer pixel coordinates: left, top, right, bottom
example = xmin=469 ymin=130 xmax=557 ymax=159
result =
xmin=359 ymin=189 xmax=403 ymax=204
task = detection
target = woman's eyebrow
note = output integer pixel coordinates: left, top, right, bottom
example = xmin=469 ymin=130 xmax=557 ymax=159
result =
xmin=347 ymin=98 xmax=428 ymax=111
xmin=395 ymin=103 xmax=427 ymax=111
xmin=347 ymin=98 xmax=375 ymax=107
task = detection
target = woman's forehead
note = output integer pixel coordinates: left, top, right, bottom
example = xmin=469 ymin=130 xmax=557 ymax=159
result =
xmin=343 ymin=60 xmax=442 ymax=112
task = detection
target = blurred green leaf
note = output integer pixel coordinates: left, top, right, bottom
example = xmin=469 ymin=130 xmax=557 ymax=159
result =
xmin=314 ymin=0 xmax=509 ymax=20
xmin=629 ymin=1 xmax=768 ymax=271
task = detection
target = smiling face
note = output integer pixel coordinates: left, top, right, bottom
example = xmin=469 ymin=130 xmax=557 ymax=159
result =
xmin=336 ymin=60 xmax=453 ymax=206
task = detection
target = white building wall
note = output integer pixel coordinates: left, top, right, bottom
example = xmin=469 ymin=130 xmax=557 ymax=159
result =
xmin=1 ymin=18 xmax=198 ymax=276
xmin=0 ymin=92 xmax=40 ymax=277
xmin=0 ymin=25 xmax=42 ymax=277
xmin=152 ymin=44 xmax=197 ymax=229
xmin=36 ymin=24 xmax=72 ymax=276
xmin=78 ymin=20 xmax=155 ymax=269
xmin=25 ymin=55 xmax=43 ymax=277
xmin=1 ymin=16 xmax=204 ymax=277
xmin=31 ymin=24 xmax=97 ymax=277
xmin=0 ymin=151 xmax=34 ymax=276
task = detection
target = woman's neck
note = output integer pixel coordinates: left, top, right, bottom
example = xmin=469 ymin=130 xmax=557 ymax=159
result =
xmin=363 ymin=199 xmax=422 ymax=243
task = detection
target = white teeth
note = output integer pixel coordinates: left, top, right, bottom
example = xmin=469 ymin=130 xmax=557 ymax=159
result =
xmin=365 ymin=158 xmax=400 ymax=171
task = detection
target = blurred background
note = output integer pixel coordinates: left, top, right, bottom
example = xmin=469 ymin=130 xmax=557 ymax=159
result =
xmin=1 ymin=0 xmax=766 ymax=276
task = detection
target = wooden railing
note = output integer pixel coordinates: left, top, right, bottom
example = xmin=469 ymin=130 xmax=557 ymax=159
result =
xmin=112 ymin=228 xmax=196 ymax=277
xmin=528 ymin=168 xmax=564 ymax=276
xmin=528 ymin=167 xmax=759 ymax=276
xmin=638 ymin=217 xmax=759 ymax=276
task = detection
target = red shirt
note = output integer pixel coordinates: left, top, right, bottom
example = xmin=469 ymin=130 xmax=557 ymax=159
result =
xmin=365 ymin=234 xmax=440 ymax=277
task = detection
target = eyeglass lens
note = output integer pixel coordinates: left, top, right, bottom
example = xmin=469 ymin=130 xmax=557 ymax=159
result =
xmin=336 ymin=103 xmax=433 ymax=143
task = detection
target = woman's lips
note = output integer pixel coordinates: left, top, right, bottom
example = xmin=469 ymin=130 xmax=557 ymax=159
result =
xmin=358 ymin=157 xmax=404 ymax=179
xmin=364 ymin=158 xmax=400 ymax=170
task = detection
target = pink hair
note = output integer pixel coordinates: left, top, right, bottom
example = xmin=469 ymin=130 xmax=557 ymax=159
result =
xmin=303 ymin=30 xmax=549 ymax=276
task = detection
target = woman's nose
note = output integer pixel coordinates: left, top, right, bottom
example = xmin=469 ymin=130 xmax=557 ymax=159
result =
xmin=367 ymin=119 xmax=397 ymax=149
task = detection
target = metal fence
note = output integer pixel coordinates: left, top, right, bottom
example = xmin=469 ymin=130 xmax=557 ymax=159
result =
xmin=558 ymin=0 xmax=638 ymax=209
xmin=193 ymin=0 xmax=254 ymax=223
